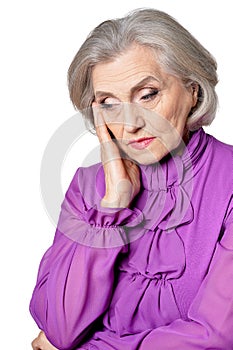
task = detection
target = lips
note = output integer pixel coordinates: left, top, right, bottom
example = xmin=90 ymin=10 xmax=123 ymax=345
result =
xmin=128 ymin=137 xmax=156 ymax=150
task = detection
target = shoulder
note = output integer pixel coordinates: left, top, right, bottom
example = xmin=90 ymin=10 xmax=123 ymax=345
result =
xmin=211 ymin=135 xmax=233 ymax=186
xmin=67 ymin=162 xmax=105 ymax=209
xmin=207 ymin=132 xmax=233 ymax=201
xmin=77 ymin=162 xmax=105 ymax=192
xmin=207 ymin=132 xmax=233 ymax=171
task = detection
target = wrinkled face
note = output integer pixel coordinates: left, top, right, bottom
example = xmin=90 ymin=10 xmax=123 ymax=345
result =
xmin=92 ymin=44 xmax=198 ymax=165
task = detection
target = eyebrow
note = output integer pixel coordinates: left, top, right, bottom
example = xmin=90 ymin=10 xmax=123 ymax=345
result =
xmin=94 ymin=75 xmax=160 ymax=99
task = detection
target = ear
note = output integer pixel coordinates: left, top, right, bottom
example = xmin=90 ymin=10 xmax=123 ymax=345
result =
xmin=190 ymin=83 xmax=199 ymax=107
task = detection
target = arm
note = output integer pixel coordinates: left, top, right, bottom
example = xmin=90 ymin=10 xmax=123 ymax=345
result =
xmin=30 ymin=102 xmax=143 ymax=350
xmin=30 ymin=104 xmax=142 ymax=350
xmin=30 ymin=231 xmax=123 ymax=350
xmin=29 ymin=167 xmax=141 ymax=350
xmin=140 ymin=198 xmax=233 ymax=349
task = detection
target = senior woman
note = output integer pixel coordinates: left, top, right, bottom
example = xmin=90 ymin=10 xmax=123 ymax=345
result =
xmin=30 ymin=8 xmax=233 ymax=350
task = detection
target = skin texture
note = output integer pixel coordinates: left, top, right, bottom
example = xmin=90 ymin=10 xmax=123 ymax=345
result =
xmin=92 ymin=44 xmax=198 ymax=208
xmin=31 ymin=44 xmax=198 ymax=348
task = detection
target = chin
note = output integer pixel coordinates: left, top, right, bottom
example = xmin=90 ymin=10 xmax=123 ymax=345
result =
xmin=119 ymin=141 xmax=169 ymax=165
xmin=126 ymin=151 xmax=166 ymax=166
xmin=131 ymin=139 xmax=172 ymax=164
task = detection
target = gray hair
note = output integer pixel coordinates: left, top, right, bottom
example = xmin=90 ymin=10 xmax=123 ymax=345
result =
xmin=68 ymin=8 xmax=218 ymax=131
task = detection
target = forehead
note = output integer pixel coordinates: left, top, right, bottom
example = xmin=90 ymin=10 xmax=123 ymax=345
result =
xmin=92 ymin=45 xmax=165 ymax=92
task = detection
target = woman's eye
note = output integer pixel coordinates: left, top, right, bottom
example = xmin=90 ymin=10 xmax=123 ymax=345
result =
xmin=100 ymin=103 xmax=114 ymax=109
xmin=99 ymin=98 xmax=120 ymax=109
xmin=141 ymin=89 xmax=158 ymax=101
xmin=100 ymin=103 xmax=122 ymax=112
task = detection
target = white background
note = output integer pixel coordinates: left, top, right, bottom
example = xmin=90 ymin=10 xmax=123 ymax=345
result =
xmin=1 ymin=1 xmax=232 ymax=348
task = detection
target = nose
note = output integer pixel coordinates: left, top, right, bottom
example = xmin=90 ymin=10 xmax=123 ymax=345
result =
xmin=123 ymin=103 xmax=145 ymax=133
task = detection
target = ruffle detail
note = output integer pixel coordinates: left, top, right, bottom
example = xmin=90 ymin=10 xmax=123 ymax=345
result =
xmin=135 ymin=149 xmax=194 ymax=233
xmin=140 ymin=182 xmax=194 ymax=232
xmin=101 ymin=133 xmax=206 ymax=334
xmin=103 ymin=227 xmax=186 ymax=334
xmin=57 ymin=197 xmax=144 ymax=248
xmin=84 ymin=205 xmax=144 ymax=228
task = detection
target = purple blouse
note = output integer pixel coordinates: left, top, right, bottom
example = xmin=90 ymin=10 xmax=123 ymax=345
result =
xmin=30 ymin=128 xmax=233 ymax=350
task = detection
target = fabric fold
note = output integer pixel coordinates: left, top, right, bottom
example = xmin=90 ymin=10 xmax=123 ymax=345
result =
xmin=30 ymin=127 xmax=233 ymax=350
xmin=103 ymin=227 xmax=186 ymax=334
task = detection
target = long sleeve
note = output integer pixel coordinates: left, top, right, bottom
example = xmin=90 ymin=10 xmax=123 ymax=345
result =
xmin=139 ymin=197 xmax=233 ymax=350
xmin=29 ymin=167 xmax=142 ymax=350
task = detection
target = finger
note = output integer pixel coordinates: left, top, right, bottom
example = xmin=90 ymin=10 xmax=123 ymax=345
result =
xmin=39 ymin=332 xmax=58 ymax=350
xmin=92 ymin=102 xmax=123 ymax=166
xmin=31 ymin=331 xmax=44 ymax=350
xmin=31 ymin=331 xmax=58 ymax=350
xmin=31 ymin=337 xmax=40 ymax=350
xmin=92 ymin=102 xmax=112 ymax=143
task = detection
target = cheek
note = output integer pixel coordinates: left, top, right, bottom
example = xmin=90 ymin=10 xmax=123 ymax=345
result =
xmin=160 ymin=96 xmax=192 ymax=128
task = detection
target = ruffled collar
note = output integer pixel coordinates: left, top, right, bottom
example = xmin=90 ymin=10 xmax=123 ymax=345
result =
xmin=140 ymin=127 xmax=210 ymax=192
xmin=132 ymin=128 xmax=211 ymax=232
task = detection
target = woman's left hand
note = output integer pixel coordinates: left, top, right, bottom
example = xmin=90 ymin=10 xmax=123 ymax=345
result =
xmin=31 ymin=331 xmax=58 ymax=350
